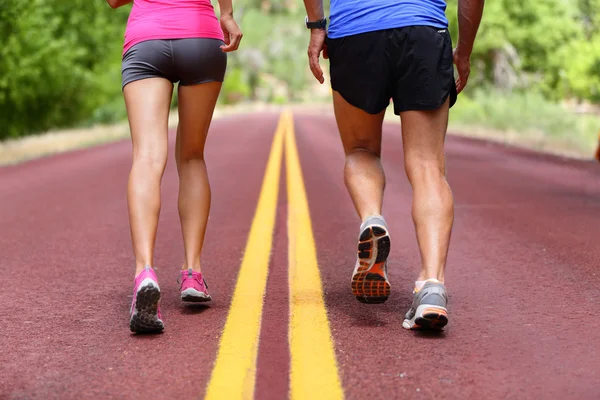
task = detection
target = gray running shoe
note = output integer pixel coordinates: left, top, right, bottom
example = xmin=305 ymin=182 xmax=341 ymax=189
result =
xmin=402 ymin=280 xmax=448 ymax=330
xmin=351 ymin=215 xmax=391 ymax=304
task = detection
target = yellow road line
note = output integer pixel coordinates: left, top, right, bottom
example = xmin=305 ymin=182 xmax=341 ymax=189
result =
xmin=205 ymin=115 xmax=286 ymax=400
xmin=284 ymin=110 xmax=344 ymax=400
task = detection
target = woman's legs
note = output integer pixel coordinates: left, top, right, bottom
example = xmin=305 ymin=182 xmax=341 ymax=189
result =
xmin=123 ymin=77 xmax=174 ymax=276
xmin=175 ymin=81 xmax=222 ymax=272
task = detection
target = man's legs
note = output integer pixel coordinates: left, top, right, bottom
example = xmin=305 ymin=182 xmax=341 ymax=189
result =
xmin=401 ymin=98 xmax=453 ymax=282
xmin=333 ymin=92 xmax=386 ymax=219
xmin=400 ymin=98 xmax=453 ymax=330
xmin=332 ymin=92 xmax=392 ymax=304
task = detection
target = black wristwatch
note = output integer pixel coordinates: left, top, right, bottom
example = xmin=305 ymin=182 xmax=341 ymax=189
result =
xmin=305 ymin=16 xmax=327 ymax=30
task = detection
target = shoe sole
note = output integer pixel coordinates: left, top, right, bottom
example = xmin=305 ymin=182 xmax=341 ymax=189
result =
xmin=402 ymin=305 xmax=448 ymax=330
xmin=352 ymin=225 xmax=391 ymax=304
xmin=181 ymin=288 xmax=212 ymax=303
xmin=130 ymin=281 xmax=164 ymax=334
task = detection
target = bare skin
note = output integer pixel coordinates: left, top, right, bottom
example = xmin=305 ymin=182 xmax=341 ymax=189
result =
xmin=106 ymin=0 xmax=131 ymax=9
xmin=109 ymin=0 xmax=242 ymax=280
xmin=124 ymin=78 xmax=173 ymax=276
xmin=400 ymin=99 xmax=453 ymax=282
xmin=595 ymin=131 xmax=600 ymax=162
xmin=175 ymin=82 xmax=222 ymax=272
xmin=333 ymin=92 xmax=452 ymax=282
xmin=124 ymin=80 xmax=226 ymax=276
xmin=332 ymin=93 xmax=386 ymax=221
xmin=303 ymin=0 xmax=483 ymax=286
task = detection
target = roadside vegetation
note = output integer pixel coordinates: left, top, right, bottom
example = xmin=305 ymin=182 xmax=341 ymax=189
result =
xmin=1 ymin=0 xmax=600 ymax=157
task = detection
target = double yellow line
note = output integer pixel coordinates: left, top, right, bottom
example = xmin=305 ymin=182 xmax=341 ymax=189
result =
xmin=205 ymin=111 xmax=344 ymax=400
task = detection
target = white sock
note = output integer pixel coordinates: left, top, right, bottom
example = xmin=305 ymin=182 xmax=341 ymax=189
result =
xmin=414 ymin=278 xmax=441 ymax=291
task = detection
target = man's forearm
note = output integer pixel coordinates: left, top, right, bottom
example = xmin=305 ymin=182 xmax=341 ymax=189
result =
xmin=303 ymin=0 xmax=325 ymax=21
xmin=456 ymin=0 xmax=484 ymax=56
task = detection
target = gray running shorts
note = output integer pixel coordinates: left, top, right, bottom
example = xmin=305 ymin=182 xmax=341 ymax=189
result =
xmin=121 ymin=38 xmax=227 ymax=89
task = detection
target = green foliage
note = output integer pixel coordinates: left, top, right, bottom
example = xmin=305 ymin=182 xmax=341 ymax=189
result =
xmin=445 ymin=0 xmax=600 ymax=101
xmin=452 ymin=88 xmax=570 ymax=134
xmin=450 ymin=87 xmax=600 ymax=151
xmin=220 ymin=67 xmax=251 ymax=104
xmin=0 ymin=0 xmax=128 ymax=138
xmin=559 ymin=34 xmax=600 ymax=102
xmin=217 ymin=0 xmax=309 ymax=103
xmin=3 ymin=0 xmax=600 ymax=140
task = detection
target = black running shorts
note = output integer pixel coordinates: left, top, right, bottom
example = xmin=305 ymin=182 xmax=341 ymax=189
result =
xmin=121 ymin=38 xmax=227 ymax=89
xmin=326 ymin=26 xmax=457 ymax=114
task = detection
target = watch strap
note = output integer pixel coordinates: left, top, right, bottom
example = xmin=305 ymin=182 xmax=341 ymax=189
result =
xmin=305 ymin=16 xmax=327 ymax=30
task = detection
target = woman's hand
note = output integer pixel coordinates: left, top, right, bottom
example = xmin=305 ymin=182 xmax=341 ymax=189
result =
xmin=220 ymin=15 xmax=243 ymax=52
xmin=106 ymin=0 xmax=132 ymax=9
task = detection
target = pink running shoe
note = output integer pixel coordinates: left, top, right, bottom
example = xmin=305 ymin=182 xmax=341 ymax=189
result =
xmin=179 ymin=269 xmax=211 ymax=302
xmin=129 ymin=265 xmax=164 ymax=333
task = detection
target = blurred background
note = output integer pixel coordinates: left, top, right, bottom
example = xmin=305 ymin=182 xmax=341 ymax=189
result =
xmin=1 ymin=0 xmax=600 ymax=158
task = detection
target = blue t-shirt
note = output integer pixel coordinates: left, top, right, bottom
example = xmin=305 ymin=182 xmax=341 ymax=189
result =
xmin=328 ymin=0 xmax=448 ymax=39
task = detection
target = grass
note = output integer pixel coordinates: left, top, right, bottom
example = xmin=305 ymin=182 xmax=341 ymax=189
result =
xmin=380 ymin=88 xmax=600 ymax=160
xmin=447 ymin=88 xmax=600 ymax=159
xmin=0 ymin=122 xmax=131 ymax=166
xmin=0 ymin=103 xmax=295 ymax=166
xmin=2 ymin=90 xmax=599 ymax=166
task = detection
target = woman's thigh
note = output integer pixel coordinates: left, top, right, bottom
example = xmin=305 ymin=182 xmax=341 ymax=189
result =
xmin=123 ymin=78 xmax=173 ymax=164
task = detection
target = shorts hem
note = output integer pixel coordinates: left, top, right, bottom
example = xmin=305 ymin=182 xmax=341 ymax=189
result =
xmin=393 ymin=100 xmax=447 ymax=114
xmin=122 ymin=76 xmax=173 ymax=91
xmin=179 ymin=77 xmax=224 ymax=87
xmin=332 ymin=88 xmax=388 ymax=115
xmin=393 ymin=89 xmax=458 ymax=114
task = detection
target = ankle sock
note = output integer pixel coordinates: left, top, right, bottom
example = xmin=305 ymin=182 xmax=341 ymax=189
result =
xmin=414 ymin=278 xmax=441 ymax=291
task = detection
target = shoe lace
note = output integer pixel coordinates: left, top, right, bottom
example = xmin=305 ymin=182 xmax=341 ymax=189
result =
xmin=175 ymin=271 xmax=209 ymax=290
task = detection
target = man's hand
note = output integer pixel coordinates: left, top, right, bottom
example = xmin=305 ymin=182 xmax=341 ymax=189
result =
xmin=308 ymin=29 xmax=328 ymax=84
xmin=220 ymin=15 xmax=243 ymax=52
xmin=453 ymin=47 xmax=471 ymax=94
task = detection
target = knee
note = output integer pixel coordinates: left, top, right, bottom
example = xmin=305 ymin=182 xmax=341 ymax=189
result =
xmin=345 ymin=145 xmax=382 ymax=171
xmin=133 ymin=147 xmax=167 ymax=172
xmin=346 ymin=141 xmax=381 ymax=158
xmin=344 ymin=147 xmax=383 ymax=178
xmin=404 ymin=157 xmax=445 ymax=184
xmin=177 ymin=147 xmax=205 ymax=163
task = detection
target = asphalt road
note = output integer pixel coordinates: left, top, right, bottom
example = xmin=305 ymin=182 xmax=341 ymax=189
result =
xmin=1 ymin=110 xmax=599 ymax=399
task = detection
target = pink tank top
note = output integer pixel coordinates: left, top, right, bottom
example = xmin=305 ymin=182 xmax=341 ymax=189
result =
xmin=123 ymin=0 xmax=224 ymax=55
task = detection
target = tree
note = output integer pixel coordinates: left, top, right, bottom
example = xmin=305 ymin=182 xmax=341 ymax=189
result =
xmin=0 ymin=0 xmax=128 ymax=138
